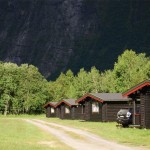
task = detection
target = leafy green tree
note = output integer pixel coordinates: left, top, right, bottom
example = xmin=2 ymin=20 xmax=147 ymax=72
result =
xmin=17 ymin=64 xmax=48 ymax=114
xmin=0 ymin=63 xmax=18 ymax=115
xmin=49 ymin=70 xmax=75 ymax=101
xmin=113 ymin=49 xmax=150 ymax=92
xmin=101 ymin=70 xmax=116 ymax=92
xmin=64 ymin=70 xmax=77 ymax=98
xmin=0 ymin=62 xmax=50 ymax=115
xmin=73 ymin=68 xmax=91 ymax=98
xmin=88 ymin=66 xmax=102 ymax=93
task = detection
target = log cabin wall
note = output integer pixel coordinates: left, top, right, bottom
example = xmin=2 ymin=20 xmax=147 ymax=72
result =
xmin=71 ymin=107 xmax=76 ymax=119
xmin=60 ymin=105 xmax=64 ymax=119
xmin=90 ymin=100 xmax=102 ymax=121
xmin=84 ymin=100 xmax=91 ymax=121
xmin=140 ymin=87 xmax=150 ymax=128
xmin=145 ymin=87 xmax=150 ymax=128
xmin=50 ymin=108 xmax=56 ymax=117
xmin=63 ymin=105 xmax=71 ymax=119
xmin=102 ymin=103 xmax=107 ymax=121
xmin=71 ymin=106 xmax=82 ymax=120
xmin=56 ymin=107 xmax=61 ymax=118
xmin=78 ymin=99 xmax=130 ymax=122
xmin=60 ymin=104 xmax=71 ymax=119
xmin=134 ymin=102 xmax=141 ymax=125
xmin=103 ymin=101 xmax=129 ymax=122
xmin=74 ymin=105 xmax=83 ymax=120
xmin=140 ymin=93 xmax=145 ymax=127
xmin=46 ymin=106 xmax=51 ymax=117
xmin=90 ymin=107 xmax=102 ymax=121
xmin=83 ymin=98 xmax=102 ymax=121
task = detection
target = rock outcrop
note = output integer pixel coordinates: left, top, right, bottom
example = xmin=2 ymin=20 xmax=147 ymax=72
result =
xmin=0 ymin=0 xmax=149 ymax=79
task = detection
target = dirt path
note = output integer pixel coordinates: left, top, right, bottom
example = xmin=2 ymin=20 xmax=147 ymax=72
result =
xmin=24 ymin=119 xmax=145 ymax=150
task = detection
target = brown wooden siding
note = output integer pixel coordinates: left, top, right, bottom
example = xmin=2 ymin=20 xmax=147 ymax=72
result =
xmin=140 ymin=93 xmax=145 ymax=127
xmin=71 ymin=106 xmax=83 ymax=120
xmin=106 ymin=102 xmax=129 ymax=122
xmin=134 ymin=101 xmax=141 ymax=125
xmin=46 ymin=107 xmax=50 ymax=117
xmin=83 ymin=99 xmax=103 ymax=121
xmin=46 ymin=106 xmax=56 ymax=118
xmin=135 ymin=114 xmax=141 ymax=125
xmin=135 ymin=87 xmax=150 ymax=128
xmin=78 ymin=98 xmax=130 ymax=122
xmin=84 ymin=100 xmax=91 ymax=121
xmin=56 ymin=107 xmax=61 ymax=118
xmin=140 ymin=88 xmax=150 ymax=128
xmin=59 ymin=104 xmax=72 ymax=119
xmin=144 ymin=87 xmax=150 ymax=128
xmin=74 ymin=105 xmax=83 ymax=120
xmin=102 ymin=103 xmax=107 ymax=121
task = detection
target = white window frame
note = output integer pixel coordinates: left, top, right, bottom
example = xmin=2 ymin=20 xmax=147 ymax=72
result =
xmin=51 ymin=107 xmax=55 ymax=113
xmin=92 ymin=101 xmax=99 ymax=113
xmin=65 ymin=106 xmax=70 ymax=114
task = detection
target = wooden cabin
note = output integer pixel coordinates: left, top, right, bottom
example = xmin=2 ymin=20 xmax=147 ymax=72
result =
xmin=55 ymin=99 xmax=82 ymax=120
xmin=43 ymin=102 xmax=57 ymax=118
xmin=76 ymin=93 xmax=130 ymax=122
xmin=123 ymin=80 xmax=150 ymax=128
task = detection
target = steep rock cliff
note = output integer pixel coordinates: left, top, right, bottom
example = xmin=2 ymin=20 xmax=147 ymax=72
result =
xmin=0 ymin=0 xmax=150 ymax=79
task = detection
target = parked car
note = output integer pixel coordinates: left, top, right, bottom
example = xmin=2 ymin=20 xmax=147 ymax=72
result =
xmin=116 ymin=108 xmax=132 ymax=127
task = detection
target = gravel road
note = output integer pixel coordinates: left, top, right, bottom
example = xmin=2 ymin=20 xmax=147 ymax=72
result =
xmin=24 ymin=119 xmax=146 ymax=150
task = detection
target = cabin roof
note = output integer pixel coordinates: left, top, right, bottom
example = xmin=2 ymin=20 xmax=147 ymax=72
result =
xmin=55 ymin=99 xmax=77 ymax=107
xmin=76 ymin=93 xmax=129 ymax=103
xmin=43 ymin=102 xmax=57 ymax=108
xmin=122 ymin=79 xmax=150 ymax=97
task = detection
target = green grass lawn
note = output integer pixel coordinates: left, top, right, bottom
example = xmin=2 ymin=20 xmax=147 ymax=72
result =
xmin=0 ymin=117 xmax=71 ymax=150
xmin=1 ymin=114 xmax=150 ymax=149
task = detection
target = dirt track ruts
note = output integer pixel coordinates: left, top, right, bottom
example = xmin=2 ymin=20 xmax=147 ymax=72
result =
xmin=24 ymin=119 xmax=146 ymax=150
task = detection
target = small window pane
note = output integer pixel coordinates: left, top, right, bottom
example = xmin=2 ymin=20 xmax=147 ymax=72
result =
xmin=51 ymin=108 xmax=55 ymax=113
xmin=92 ymin=102 xmax=99 ymax=113
xmin=65 ymin=107 xmax=70 ymax=114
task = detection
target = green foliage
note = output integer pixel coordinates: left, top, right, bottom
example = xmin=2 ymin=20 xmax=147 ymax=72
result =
xmin=49 ymin=49 xmax=150 ymax=100
xmin=113 ymin=50 xmax=150 ymax=92
xmin=0 ymin=49 xmax=149 ymax=114
xmin=0 ymin=63 xmax=49 ymax=115
xmin=100 ymin=70 xmax=116 ymax=93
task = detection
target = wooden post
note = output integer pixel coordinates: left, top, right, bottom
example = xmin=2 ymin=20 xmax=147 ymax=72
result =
xmin=133 ymin=99 xmax=136 ymax=125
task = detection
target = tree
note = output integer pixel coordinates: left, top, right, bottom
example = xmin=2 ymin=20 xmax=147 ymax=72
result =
xmin=16 ymin=64 xmax=48 ymax=114
xmin=100 ymin=69 xmax=117 ymax=92
xmin=0 ymin=63 xmax=18 ymax=115
xmin=73 ymin=68 xmax=91 ymax=98
xmin=113 ymin=49 xmax=150 ymax=92
xmin=88 ymin=66 xmax=102 ymax=93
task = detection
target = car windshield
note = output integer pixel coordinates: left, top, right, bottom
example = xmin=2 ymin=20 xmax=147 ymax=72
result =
xmin=119 ymin=109 xmax=129 ymax=114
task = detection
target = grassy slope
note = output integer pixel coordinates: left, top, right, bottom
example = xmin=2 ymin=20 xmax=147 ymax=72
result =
xmin=1 ymin=114 xmax=150 ymax=149
xmin=0 ymin=117 xmax=71 ymax=150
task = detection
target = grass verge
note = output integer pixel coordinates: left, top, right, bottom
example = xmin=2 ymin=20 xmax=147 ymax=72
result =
xmin=0 ymin=117 xmax=72 ymax=150
xmin=1 ymin=114 xmax=150 ymax=149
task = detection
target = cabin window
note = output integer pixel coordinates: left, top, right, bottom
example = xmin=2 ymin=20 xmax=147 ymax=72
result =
xmin=51 ymin=108 xmax=55 ymax=113
xmin=92 ymin=102 xmax=99 ymax=113
xmin=65 ymin=106 xmax=70 ymax=114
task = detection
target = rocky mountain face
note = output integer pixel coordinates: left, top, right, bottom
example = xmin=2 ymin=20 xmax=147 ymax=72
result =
xmin=0 ymin=0 xmax=150 ymax=79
